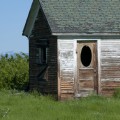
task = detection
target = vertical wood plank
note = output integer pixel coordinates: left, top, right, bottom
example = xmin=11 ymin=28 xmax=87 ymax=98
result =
xmin=57 ymin=40 xmax=61 ymax=100
xmin=74 ymin=40 xmax=78 ymax=97
xmin=97 ymin=40 xmax=101 ymax=94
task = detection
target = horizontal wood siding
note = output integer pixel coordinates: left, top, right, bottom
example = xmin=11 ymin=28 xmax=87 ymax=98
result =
xmin=101 ymin=40 xmax=120 ymax=96
xmin=29 ymin=8 xmax=57 ymax=95
xmin=58 ymin=40 xmax=76 ymax=100
xmin=29 ymin=38 xmax=40 ymax=90
xmin=47 ymin=37 xmax=58 ymax=94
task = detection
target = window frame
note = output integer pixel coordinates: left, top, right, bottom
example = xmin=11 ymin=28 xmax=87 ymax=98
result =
xmin=36 ymin=47 xmax=47 ymax=64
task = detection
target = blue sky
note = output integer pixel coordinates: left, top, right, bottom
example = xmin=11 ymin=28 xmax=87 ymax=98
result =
xmin=0 ymin=0 xmax=32 ymax=54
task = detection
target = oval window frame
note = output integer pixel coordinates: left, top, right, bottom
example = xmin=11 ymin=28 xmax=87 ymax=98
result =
xmin=80 ymin=45 xmax=92 ymax=67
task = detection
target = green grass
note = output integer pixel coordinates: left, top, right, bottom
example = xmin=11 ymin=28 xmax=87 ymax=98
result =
xmin=0 ymin=90 xmax=120 ymax=120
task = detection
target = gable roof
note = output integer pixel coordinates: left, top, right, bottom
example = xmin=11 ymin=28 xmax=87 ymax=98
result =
xmin=23 ymin=0 xmax=120 ymax=37
xmin=23 ymin=0 xmax=40 ymax=37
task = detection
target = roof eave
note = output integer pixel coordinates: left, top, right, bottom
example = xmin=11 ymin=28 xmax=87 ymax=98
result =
xmin=22 ymin=0 xmax=40 ymax=38
xmin=52 ymin=32 xmax=120 ymax=36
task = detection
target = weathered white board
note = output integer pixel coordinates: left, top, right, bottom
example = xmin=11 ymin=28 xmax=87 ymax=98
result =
xmin=58 ymin=40 xmax=76 ymax=99
xmin=101 ymin=40 xmax=120 ymax=95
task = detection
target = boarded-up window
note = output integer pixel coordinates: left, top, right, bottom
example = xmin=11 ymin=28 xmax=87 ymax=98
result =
xmin=36 ymin=47 xmax=47 ymax=64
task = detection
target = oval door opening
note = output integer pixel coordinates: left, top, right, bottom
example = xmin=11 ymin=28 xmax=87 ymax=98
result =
xmin=81 ymin=45 xmax=92 ymax=67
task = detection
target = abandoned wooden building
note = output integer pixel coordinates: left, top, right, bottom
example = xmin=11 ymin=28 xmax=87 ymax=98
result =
xmin=23 ymin=0 xmax=120 ymax=100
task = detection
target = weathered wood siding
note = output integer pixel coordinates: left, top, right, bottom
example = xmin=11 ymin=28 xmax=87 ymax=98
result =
xmin=101 ymin=40 xmax=120 ymax=96
xmin=29 ymin=9 xmax=120 ymax=101
xmin=29 ymin=8 xmax=57 ymax=94
xmin=58 ymin=40 xmax=76 ymax=100
xmin=47 ymin=37 xmax=58 ymax=94
xmin=58 ymin=39 xmax=120 ymax=99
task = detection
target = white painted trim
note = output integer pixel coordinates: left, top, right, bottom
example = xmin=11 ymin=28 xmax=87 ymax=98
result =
xmin=57 ymin=40 xmax=61 ymax=100
xmin=74 ymin=39 xmax=100 ymax=41
xmin=74 ymin=40 xmax=77 ymax=96
xmin=97 ymin=40 xmax=101 ymax=94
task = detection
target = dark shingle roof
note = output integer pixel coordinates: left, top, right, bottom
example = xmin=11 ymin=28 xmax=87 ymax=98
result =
xmin=40 ymin=0 xmax=120 ymax=33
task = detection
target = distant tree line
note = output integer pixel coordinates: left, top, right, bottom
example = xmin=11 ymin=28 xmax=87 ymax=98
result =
xmin=0 ymin=53 xmax=29 ymax=90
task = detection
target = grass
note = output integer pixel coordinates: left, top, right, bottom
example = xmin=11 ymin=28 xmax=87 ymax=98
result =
xmin=0 ymin=90 xmax=120 ymax=120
